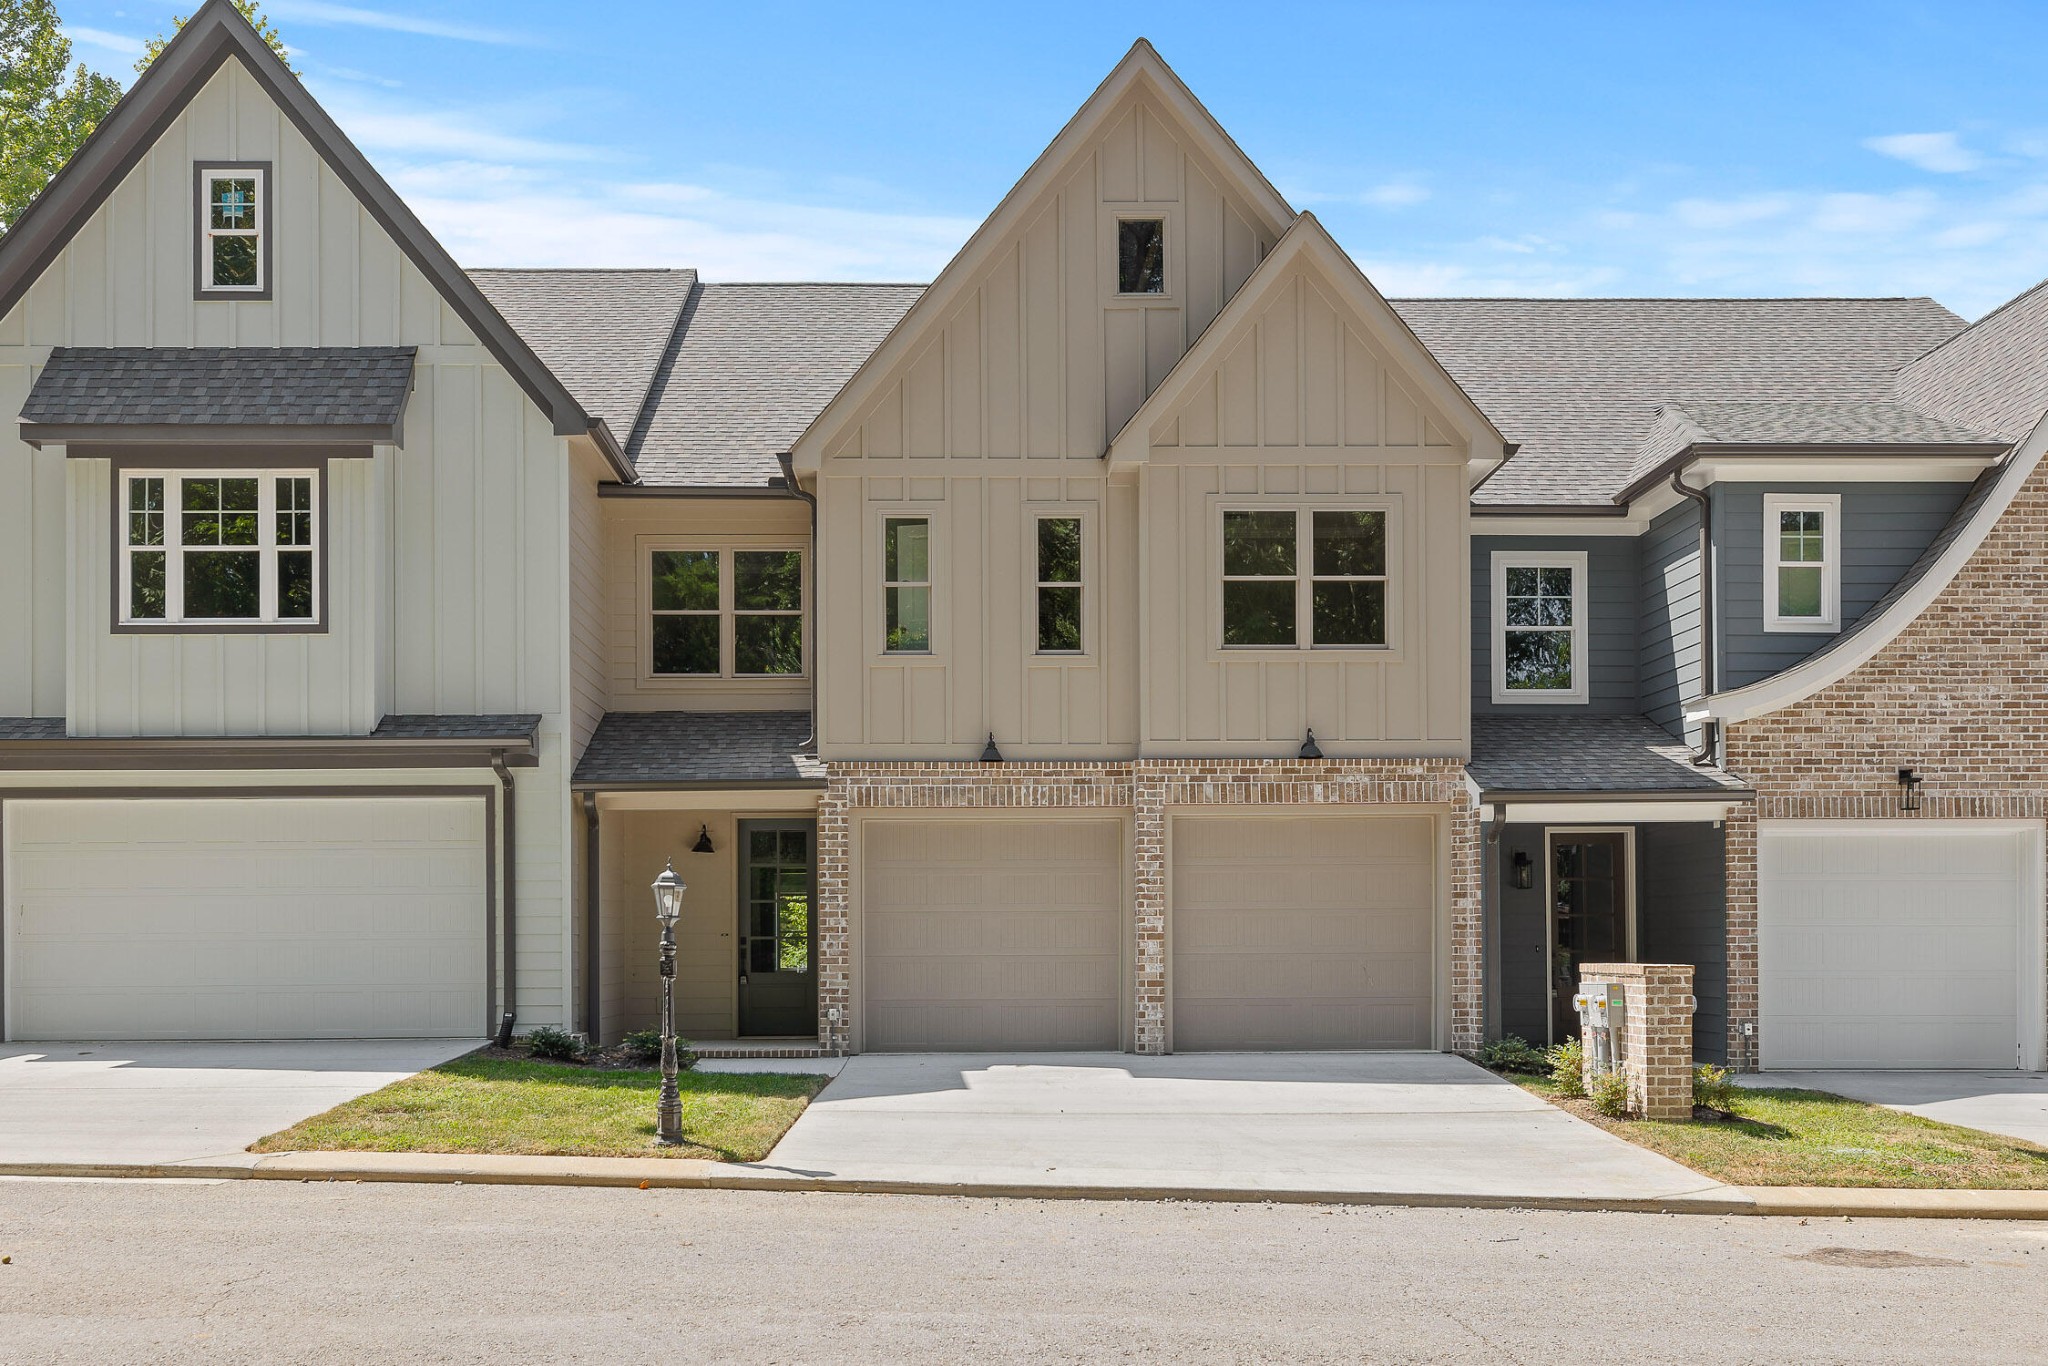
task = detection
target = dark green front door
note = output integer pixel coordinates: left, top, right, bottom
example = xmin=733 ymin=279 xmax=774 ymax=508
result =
xmin=738 ymin=820 xmax=816 ymax=1037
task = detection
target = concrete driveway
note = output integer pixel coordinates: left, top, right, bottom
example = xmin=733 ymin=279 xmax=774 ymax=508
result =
xmin=759 ymin=1052 xmax=1730 ymax=1202
xmin=0 ymin=1039 xmax=479 ymax=1168
xmin=1745 ymin=1070 xmax=2048 ymax=1147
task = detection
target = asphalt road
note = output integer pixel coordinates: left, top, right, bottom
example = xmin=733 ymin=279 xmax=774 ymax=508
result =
xmin=1 ymin=1179 xmax=2042 ymax=1363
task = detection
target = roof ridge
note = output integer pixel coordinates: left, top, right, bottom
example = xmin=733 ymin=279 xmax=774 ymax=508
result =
xmin=1390 ymin=295 xmax=1946 ymax=304
xmin=467 ymin=266 xmax=696 ymax=275
xmin=701 ymin=280 xmax=929 ymax=288
xmin=1901 ymin=273 xmax=2048 ymax=370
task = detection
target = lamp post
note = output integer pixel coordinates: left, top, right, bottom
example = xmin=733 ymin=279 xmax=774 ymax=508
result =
xmin=652 ymin=861 xmax=686 ymax=1146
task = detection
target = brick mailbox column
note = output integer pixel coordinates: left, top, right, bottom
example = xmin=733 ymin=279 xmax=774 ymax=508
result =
xmin=1577 ymin=962 xmax=1696 ymax=1120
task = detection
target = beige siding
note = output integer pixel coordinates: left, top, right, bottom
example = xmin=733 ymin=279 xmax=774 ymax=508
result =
xmin=568 ymin=444 xmax=609 ymax=759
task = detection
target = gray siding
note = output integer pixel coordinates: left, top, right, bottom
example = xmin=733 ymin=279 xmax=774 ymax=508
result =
xmin=1636 ymin=822 xmax=1727 ymax=1067
xmin=1637 ymin=501 xmax=1702 ymax=743
xmin=1716 ymin=482 xmax=1969 ymax=690
xmin=1472 ymin=537 xmax=1639 ymax=715
xmin=1494 ymin=825 xmax=1550 ymax=1044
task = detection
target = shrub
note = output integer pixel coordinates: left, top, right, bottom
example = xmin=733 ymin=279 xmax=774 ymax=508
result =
xmin=1548 ymin=1037 xmax=1587 ymax=1098
xmin=1693 ymin=1063 xmax=1737 ymax=1112
xmin=1477 ymin=1035 xmax=1550 ymax=1074
xmin=620 ymin=1029 xmax=698 ymax=1071
xmin=1589 ymin=1067 xmax=1633 ymax=1119
xmin=524 ymin=1025 xmax=583 ymax=1062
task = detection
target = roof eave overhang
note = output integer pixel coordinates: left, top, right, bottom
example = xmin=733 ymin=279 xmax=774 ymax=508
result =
xmin=0 ymin=735 xmax=542 ymax=772
xmin=23 ymin=423 xmax=398 ymax=449
xmin=1613 ymin=441 xmax=2010 ymax=508
xmin=1473 ymin=786 xmax=1753 ymax=803
xmin=596 ymin=481 xmax=796 ymax=500
xmin=569 ymin=776 xmax=827 ymax=793
xmin=1471 ymin=502 xmax=1631 ymax=518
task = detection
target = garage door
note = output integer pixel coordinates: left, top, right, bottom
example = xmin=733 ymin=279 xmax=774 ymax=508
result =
xmin=862 ymin=818 xmax=1122 ymax=1051
xmin=5 ymin=798 xmax=488 ymax=1041
xmin=1172 ymin=814 xmax=1435 ymax=1050
xmin=1760 ymin=823 xmax=2037 ymax=1069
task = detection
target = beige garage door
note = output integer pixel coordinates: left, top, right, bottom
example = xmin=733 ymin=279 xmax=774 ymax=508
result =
xmin=862 ymin=818 xmax=1122 ymax=1051
xmin=1172 ymin=814 xmax=1435 ymax=1050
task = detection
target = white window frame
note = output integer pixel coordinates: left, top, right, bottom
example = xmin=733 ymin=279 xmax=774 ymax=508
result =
xmin=1033 ymin=512 xmax=1086 ymax=655
xmin=1491 ymin=550 xmax=1589 ymax=705
xmin=1763 ymin=492 xmax=1841 ymax=633
xmin=120 ymin=469 xmax=320 ymax=627
xmin=197 ymin=164 xmax=267 ymax=295
xmin=1218 ymin=505 xmax=1394 ymax=652
xmin=643 ymin=543 xmax=809 ymax=681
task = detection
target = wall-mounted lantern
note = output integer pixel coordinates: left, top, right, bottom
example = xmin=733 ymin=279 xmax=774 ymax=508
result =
xmin=691 ymin=824 xmax=715 ymax=854
xmin=1298 ymin=729 xmax=1323 ymax=761
xmin=1511 ymin=849 xmax=1534 ymax=890
xmin=981 ymin=732 xmax=1004 ymax=763
xmin=1897 ymin=766 xmax=1923 ymax=813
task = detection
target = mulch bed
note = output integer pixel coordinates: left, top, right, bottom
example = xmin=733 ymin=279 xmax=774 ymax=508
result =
xmin=468 ymin=1042 xmax=674 ymax=1072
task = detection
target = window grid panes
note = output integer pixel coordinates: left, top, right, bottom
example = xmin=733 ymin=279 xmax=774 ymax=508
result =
xmin=1221 ymin=510 xmax=1298 ymax=646
xmin=883 ymin=518 xmax=931 ymax=653
xmin=201 ymin=169 xmax=263 ymax=291
xmin=746 ymin=827 xmax=811 ymax=975
xmin=1776 ymin=508 xmax=1826 ymax=620
xmin=649 ymin=548 xmax=807 ymax=678
xmin=1117 ymin=218 xmax=1166 ymax=294
xmin=1035 ymin=516 xmax=1083 ymax=653
xmin=122 ymin=470 xmax=317 ymax=625
xmin=1501 ymin=564 xmax=1575 ymax=692
xmin=650 ymin=550 xmax=723 ymax=676
xmin=1309 ymin=510 xmax=1388 ymax=646
xmin=734 ymin=549 xmax=804 ymax=676
xmin=1222 ymin=509 xmax=1391 ymax=649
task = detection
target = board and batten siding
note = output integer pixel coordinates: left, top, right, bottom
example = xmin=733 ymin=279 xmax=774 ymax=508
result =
xmin=816 ymin=88 xmax=1276 ymax=759
xmin=1637 ymin=500 xmax=1703 ymax=742
xmin=1713 ymin=481 xmax=1969 ymax=692
xmin=1471 ymin=536 xmax=1639 ymax=715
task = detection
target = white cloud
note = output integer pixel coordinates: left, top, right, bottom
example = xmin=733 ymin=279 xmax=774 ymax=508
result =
xmin=1865 ymin=131 xmax=1981 ymax=174
xmin=265 ymin=1 xmax=530 ymax=46
xmin=66 ymin=25 xmax=146 ymax=59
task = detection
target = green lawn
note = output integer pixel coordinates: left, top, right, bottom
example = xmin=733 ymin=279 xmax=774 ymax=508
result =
xmin=251 ymin=1056 xmax=830 ymax=1163
xmin=1516 ymin=1074 xmax=2048 ymax=1189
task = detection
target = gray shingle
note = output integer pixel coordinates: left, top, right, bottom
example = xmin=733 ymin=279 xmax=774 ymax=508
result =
xmin=1468 ymin=715 xmax=1751 ymax=796
xmin=372 ymin=714 xmax=541 ymax=742
xmin=1625 ymin=398 xmax=2000 ymax=489
xmin=20 ymin=346 xmax=415 ymax=430
xmin=631 ymin=283 xmax=922 ymax=488
xmin=469 ymin=269 xmax=695 ymax=440
xmin=0 ymin=717 xmax=65 ymax=740
xmin=573 ymin=710 xmax=824 ymax=786
xmin=1389 ymin=298 xmax=1967 ymax=507
xmin=1897 ymin=276 xmax=2048 ymax=442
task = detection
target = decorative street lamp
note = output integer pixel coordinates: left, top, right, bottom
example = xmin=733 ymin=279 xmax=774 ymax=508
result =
xmin=651 ymin=860 xmax=686 ymax=1146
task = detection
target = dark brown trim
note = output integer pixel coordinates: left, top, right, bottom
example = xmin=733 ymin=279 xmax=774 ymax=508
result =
xmin=597 ymin=482 xmax=796 ymax=500
xmin=1611 ymin=442 xmax=2010 ymax=508
xmin=570 ymin=778 xmax=826 ymax=793
xmin=0 ymin=735 xmax=541 ymax=772
xmin=1471 ymin=504 xmax=1631 ymax=518
xmin=192 ymin=160 xmax=273 ymax=302
xmin=491 ymin=751 xmax=517 ymax=1034
xmin=1477 ymin=788 xmax=1753 ymax=803
xmin=27 ymin=426 xmax=393 ymax=449
xmin=0 ymin=783 xmax=499 ymax=1040
xmin=60 ymin=442 xmax=375 ymax=464
xmin=106 ymin=460 xmax=331 ymax=637
xmin=581 ymin=790 xmax=601 ymax=1043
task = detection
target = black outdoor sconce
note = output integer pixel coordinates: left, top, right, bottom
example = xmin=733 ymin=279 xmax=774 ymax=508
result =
xmin=1897 ymin=767 xmax=1924 ymax=813
xmin=981 ymin=732 xmax=1005 ymax=763
xmin=691 ymin=824 xmax=715 ymax=854
xmin=1298 ymin=729 xmax=1323 ymax=760
xmin=1511 ymin=849 xmax=1534 ymax=890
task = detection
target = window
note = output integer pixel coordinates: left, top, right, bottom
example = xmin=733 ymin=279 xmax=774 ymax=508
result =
xmin=1221 ymin=508 xmax=1388 ymax=649
xmin=649 ymin=548 xmax=805 ymax=677
xmin=121 ymin=471 xmax=319 ymax=626
xmin=883 ymin=517 xmax=931 ymax=653
xmin=197 ymin=165 xmax=266 ymax=295
xmin=1117 ymin=217 xmax=1165 ymax=294
xmin=1036 ymin=516 xmax=1083 ymax=652
xmin=1764 ymin=493 xmax=1841 ymax=632
xmin=1491 ymin=551 xmax=1588 ymax=704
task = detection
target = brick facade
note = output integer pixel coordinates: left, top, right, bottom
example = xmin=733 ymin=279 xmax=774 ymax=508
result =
xmin=1722 ymin=455 xmax=2048 ymax=1070
xmin=814 ymin=758 xmax=1481 ymax=1055
xmin=1580 ymin=962 xmax=1697 ymax=1120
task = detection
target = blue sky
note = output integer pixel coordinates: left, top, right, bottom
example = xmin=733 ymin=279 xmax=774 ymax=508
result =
xmin=54 ymin=0 xmax=2048 ymax=317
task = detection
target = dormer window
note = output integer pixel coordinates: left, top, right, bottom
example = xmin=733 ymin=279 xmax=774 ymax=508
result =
xmin=1117 ymin=217 xmax=1165 ymax=294
xmin=197 ymin=164 xmax=269 ymax=297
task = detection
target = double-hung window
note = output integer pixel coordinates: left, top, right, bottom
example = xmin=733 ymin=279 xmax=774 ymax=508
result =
xmin=1763 ymin=493 xmax=1840 ymax=632
xmin=1491 ymin=551 xmax=1587 ymax=703
xmin=122 ymin=471 xmax=318 ymax=626
xmin=883 ymin=517 xmax=931 ymax=653
xmin=1035 ymin=516 xmax=1083 ymax=653
xmin=197 ymin=165 xmax=267 ymax=295
xmin=650 ymin=548 xmax=805 ymax=677
xmin=1221 ymin=508 xmax=1388 ymax=648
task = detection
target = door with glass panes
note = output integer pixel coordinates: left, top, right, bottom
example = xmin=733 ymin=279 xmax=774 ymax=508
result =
xmin=738 ymin=820 xmax=816 ymax=1037
xmin=1548 ymin=830 xmax=1631 ymax=1045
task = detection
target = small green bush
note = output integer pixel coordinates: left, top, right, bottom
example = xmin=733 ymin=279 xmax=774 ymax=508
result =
xmin=620 ymin=1029 xmax=698 ymax=1071
xmin=1477 ymin=1035 xmax=1550 ymax=1074
xmin=1588 ymin=1067 xmax=1633 ymax=1119
xmin=523 ymin=1025 xmax=583 ymax=1062
xmin=1693 ymin=1063 xmax=1736 ymax=1112
xmin=1548 ymin=1037 xmax=1587 ymax=1098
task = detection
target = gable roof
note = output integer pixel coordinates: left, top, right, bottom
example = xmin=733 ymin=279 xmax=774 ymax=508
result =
xmin=0 ymin=0 xmax=630 ymax=479
xmin=470 ymin=269 xmax=695 ymax=440
xmin=1390 ymin=297 xmax=1968 ymax=508
xmin=1897 ymin=276 xmax=2048 ymax=443
xmin=787 ymin=38 xmax=1295 ymax=477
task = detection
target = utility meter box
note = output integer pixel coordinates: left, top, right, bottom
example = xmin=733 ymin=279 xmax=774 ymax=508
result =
xmin=1574 ymin=984 xmax=1625 ymax=1030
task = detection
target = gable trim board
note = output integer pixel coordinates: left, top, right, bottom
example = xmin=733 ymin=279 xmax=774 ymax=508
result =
xmin=788 ymin=38 xmax=1294 ymax=477
xmin=0 ymin=0 xmax=633 ymax=482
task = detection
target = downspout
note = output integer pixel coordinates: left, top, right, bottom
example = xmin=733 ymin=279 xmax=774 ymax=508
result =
xmin=580 ymin=791 xmax=601 ymax=1045
xmin=778 ymin=450 xmax=820 ymax=751
xmin=491 ymin=749 xmax=517 ymax=1045
xmin=1669 ymin=470 xmax=1719 ymax=764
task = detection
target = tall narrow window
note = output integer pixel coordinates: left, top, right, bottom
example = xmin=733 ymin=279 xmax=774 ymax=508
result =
xmin=126 ymin=476 xmax=167 ymax=621
xmin=1117 ymin=218 xmax=1165 ymax=294
xmin=734 ymin=550 xmax=803 ymax=675
xmin=276 ymin=476 xmax=314 ymax=620
xmin=1764 ymin=493 xmax=1840 ymax=632
xmin=1036 ymin=516 xmax=1083 ymax=652
xmin=120 ymin=470 xmax=319 ymax=627
xmin=1492 ymin=551 xmax=1588 ymax=703
xmin=1311 ymin=511 xmax=1388 ymax=646
xmin=650 ymin=550 xmax=720 ymax=675
xmin=198 ymin=166 xmax=265 ymax=294
xmin=883 ymin=518 xmax=931 ymax=653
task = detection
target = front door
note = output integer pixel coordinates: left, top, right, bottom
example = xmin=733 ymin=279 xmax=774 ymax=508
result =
xmin=1549 ymin=830 xmax=1630 ymax=1044
xmin=738 ymin=820 xmax=817 ymax=1037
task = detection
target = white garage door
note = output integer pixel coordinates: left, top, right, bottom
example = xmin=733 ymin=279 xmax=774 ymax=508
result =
xmin=1171 ymin=813 xmax=1436 ymax=1050
xmin=862 ymin=818 xmax=1122 ymax=1051
xmin=6 ymin=797 xmax=489 ymax=1041
xmin=1760 ymin=823 xmax=2040 ymax=1069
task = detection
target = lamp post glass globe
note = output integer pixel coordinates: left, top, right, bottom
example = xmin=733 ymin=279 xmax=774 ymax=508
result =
xmin=651 ymin=860 xmax=687 ymax=1145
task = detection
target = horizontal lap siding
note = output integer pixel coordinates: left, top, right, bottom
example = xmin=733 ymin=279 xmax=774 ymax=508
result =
xmin=1638 ymin=501 xmax=1702 ymax=742
xmin=1471 ymin=536 xmax=1639 ymax=715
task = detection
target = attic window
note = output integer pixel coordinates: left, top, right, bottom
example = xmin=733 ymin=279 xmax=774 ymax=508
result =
xmin=197 ymin=164 xmax=269 ymax=297
xmin=1117 ymin=218 xmax=1165 ymax=294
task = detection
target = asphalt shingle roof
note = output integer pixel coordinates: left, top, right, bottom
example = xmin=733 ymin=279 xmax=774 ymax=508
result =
xmin=371 ymin=714 xmax=541 ymax=742
xmin=1468 ymin=715 xmax=1752 ymax=796
xmin=631 ymin=283 xmax=923 ymax=488
xmin=1388 ymin=298 xmax=1968 ymax=507
xmin=1898 ymin=276 xmax=2048 ymax=443
xmin=20 ymin=346 xmax=416 ymax=431
xmin=573 ymin=710 xmax=824 ymax=787
xmin=1625 ymin=398 xmax=2001 ymax=489
xmin=0 ymin=717 xmax=65 ymax=740
xmin=469 ymin=269 xmax=696 ymax=440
